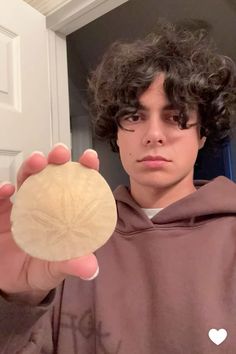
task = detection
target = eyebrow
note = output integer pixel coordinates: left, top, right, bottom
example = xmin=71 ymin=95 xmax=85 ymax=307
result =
xmin=138 ymin=102 xmax=179 ymax=111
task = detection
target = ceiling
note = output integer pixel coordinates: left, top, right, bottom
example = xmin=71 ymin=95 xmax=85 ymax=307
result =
xmin=67 ymin=0 xmax=236 ymax=83
xmin=23 ymin=0 xmax=70 ymax=15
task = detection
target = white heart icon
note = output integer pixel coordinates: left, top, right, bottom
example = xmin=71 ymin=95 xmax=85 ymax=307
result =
xmin=208 ymin=328 xmax=227 ymax=345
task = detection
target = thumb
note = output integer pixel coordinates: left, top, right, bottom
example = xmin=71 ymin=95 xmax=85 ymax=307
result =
xmin=49 ymin=253 xmax=99 ymax=282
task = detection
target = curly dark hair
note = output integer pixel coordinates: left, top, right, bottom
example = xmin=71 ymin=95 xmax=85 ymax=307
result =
xmin=88 ymin=21 xmax=236 ymax=152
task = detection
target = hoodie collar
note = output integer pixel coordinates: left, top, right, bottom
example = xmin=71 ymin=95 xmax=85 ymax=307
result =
xmin=113 ymin=176 xmax=236 ymax=233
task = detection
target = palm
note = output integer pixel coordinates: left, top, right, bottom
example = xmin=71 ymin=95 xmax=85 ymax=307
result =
xmin=0 ymin=197 xmax=31 ymax=292
xmin=0 ymin=197 xmax=48 ymax=293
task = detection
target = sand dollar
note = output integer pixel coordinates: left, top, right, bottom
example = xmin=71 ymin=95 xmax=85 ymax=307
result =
xmin=11 ymin=162 xmax=117 ymax=261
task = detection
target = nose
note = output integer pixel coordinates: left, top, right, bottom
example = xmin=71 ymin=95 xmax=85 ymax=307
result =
xmin=142 ymin=115 xmax=166 ymax=147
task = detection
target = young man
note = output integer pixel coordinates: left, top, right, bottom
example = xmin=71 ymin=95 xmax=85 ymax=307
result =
xmin=0 ymin=22 xmax=236 ymax=353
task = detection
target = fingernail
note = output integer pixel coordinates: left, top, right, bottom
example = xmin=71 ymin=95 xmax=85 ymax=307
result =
xmin=53 ymin=142 xmax=69 ymax=150
xmin=0 ymin=181 xmax=12 ymax=188
xmin=29 ymin=151 xmax=45 ymax=158
xmin=81 ymin=266 xmax=99 ymax=281
xmin=83 ymin=149 xmax=98 ymax=157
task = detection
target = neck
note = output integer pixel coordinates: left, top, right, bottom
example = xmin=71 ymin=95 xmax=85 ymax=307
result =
xmin=130 ymin=174 xmax=196 ymax=208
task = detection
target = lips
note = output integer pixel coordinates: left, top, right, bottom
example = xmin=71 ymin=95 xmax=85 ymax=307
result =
xmin=138 ymin=155 xmax=170 ymax=162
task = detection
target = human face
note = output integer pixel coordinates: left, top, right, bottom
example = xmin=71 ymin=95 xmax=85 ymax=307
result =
xmin=116 ymin=73 xmax=206 ymax=206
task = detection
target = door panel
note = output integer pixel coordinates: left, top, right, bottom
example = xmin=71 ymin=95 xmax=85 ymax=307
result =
xmin=0 ymin=0 xmax=52 ymax=185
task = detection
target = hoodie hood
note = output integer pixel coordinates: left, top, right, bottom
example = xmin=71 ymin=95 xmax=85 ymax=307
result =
xmin=113 ymin=176 xmax=236 ymax=233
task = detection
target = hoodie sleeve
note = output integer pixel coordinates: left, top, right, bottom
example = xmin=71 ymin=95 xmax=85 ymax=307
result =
xmin=0 ymin=289 xmax=56 ymax=354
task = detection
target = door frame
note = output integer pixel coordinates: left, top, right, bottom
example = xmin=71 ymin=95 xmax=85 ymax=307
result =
xmin=46 ymin=0 xmax=129 ymax=148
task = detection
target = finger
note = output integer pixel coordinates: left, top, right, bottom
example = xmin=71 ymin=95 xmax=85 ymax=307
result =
xmin=47 ymin=143 xmax=71 ymax=164
xmin=0 ymin=182 xmax=15 ymax=230
xmin=50 ymin=253 xmax=99 ymax=282
xmin=17 ymin=152 xmax=47 ymax=189
xmin=17 ymin=143 xmax=71 ymax=189
xmin=78 ymin=149 xmax=99 ymax=171
xmin=0 ymin=202 xmax=12 ymax=231
xmin=0 ymin=182 xmax=15 ymax=200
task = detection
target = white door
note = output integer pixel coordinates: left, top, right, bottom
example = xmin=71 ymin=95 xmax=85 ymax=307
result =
xmin=0 ymin=0 xmax=52 ymax=185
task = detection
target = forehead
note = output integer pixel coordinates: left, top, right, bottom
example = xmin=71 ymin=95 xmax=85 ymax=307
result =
xmin=137 ymin=73 xmax=199 ymax=120
xmin=139 ymin=73 xmax=170 ymax=108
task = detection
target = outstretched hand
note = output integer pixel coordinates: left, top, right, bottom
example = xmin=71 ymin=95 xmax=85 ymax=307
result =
xmin=0 ymin=144 xmax=100 ymax=302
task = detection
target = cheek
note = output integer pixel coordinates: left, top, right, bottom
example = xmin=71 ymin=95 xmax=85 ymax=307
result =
xmin=117 ymin=134 xmax=135 ymax=169
xmin=181 ymin=137 xmax=200 ymax=164
xmin=117 ymin=133 xmax=134 ymax=154
xmin=120 ymin=144 xmax=134 ymax=162
xmin=172 ymin=134 xmax=200 ymax=164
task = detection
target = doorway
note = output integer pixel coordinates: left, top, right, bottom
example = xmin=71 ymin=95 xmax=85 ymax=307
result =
xmin=66 ymin=0 xmax=236 ymax=189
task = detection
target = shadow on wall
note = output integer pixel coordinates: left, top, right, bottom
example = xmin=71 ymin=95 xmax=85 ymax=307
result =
xmin=94 ymin=140 xmax=130 ymax=190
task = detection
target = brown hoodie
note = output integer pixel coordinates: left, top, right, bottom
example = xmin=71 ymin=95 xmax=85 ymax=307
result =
xmin=1 ymin=176 xmax=236 ymax=354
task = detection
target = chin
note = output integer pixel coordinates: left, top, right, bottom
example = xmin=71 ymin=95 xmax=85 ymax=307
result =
xmin=132 ymin=175 xmax=175 ymax=190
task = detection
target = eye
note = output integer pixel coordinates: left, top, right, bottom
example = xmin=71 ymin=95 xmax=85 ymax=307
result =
xmin=126 ymin=113 xmax=142 ymax=123
xmin=121 ymin=112 xmax=145 ymax=125
xmin=171 ymin=114 xmax=180 ymax=122
xmin=164 ymin=112 xmax=181 ymax=124
xmin=118 ymin=111 xmax=145 ymax=130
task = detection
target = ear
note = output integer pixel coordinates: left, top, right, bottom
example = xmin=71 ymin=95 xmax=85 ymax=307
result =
xmin=199 ymin=136 xmax=206 ymax=150
xmin=116 ymin=138 xmax=119 ymax=147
